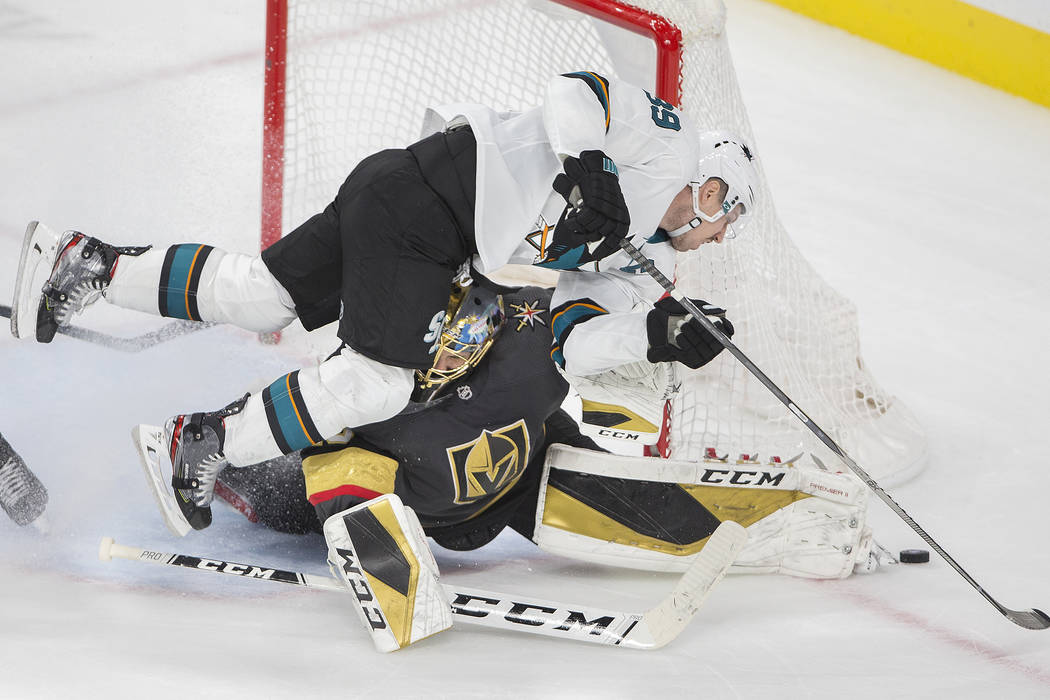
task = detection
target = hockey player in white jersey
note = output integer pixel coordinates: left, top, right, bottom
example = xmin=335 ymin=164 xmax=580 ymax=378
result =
xmin=12 ymin=70 xmax=757 ymax=535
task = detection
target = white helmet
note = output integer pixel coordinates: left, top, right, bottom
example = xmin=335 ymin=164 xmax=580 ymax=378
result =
xmin=668 ymin=130 xmax=758 ymax=239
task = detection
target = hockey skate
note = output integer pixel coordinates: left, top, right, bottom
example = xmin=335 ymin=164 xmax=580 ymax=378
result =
xmin=133 ymin=395 xmax=247 ymax=536
xmin=0 ymin=434 xmax=48 ymax=527
xmin=10 ymin=222 xmax=148 ymax=342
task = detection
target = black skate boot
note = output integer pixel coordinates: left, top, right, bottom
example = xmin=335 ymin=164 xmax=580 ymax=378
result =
xmin=0 ymin=434 xmax=48 ymax=527
xmin=163 ymin=394 xmax=248 ymax=531
xmin=37 ymin=231 xmax=150 ymax=342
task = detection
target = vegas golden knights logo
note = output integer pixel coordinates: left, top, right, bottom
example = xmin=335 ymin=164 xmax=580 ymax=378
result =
xmin=447 ymin=420 xmax=530 ymax=504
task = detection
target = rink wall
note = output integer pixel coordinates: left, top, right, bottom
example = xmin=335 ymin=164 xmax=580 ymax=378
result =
xmin=758 ymin=0 xmax=1050 ymax=109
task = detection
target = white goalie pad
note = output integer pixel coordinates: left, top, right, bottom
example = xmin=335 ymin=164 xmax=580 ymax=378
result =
xmin=568 ymin=360 xmax=679 ymax=444
xmin=534 ymin=444 xmax=871 ymax=579
xmin=323 ymin=494 xmax=452 ymax=652
xmin=10 ymin=221 xmax=62 ymax=340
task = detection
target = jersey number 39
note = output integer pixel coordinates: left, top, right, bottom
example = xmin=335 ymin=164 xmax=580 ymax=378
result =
xmin=645 ymin=91 xmax=681 ymax=131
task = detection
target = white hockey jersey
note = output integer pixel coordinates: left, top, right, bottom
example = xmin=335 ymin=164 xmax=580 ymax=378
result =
xmin=421 ymin=72 xmax=699 ymax=376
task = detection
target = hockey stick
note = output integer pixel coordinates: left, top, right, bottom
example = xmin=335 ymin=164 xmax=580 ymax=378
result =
xmin=1 ymin=303 xmax=213 ymax=352
xmin=619 ymin=237 xmax=1049 ymax=630
xmin=99 ymin=521 xmax=745 ymax=650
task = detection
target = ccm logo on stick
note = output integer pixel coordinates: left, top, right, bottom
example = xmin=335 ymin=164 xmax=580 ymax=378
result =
xmin=451 ymin=593 xmax=616 ymax=636
xmin=195 ymin=558 xmax=276 ymax=579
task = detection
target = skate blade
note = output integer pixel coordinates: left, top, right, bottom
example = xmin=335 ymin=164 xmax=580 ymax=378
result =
xmin=132 ymin=424 xmax=191 ymax=537
xmin=11 ymin=221 xmax=61 ymax=339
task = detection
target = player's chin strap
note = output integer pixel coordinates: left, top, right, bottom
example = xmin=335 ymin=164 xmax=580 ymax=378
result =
xmin=664 ymin=182 xmax=736 ymax=238
xmin=664 ymin=217 xmax=702 ymax=238
xmin=664 ymin=208 xmax=738 ymax=240
xmin=617 ymin=237 xmax=1049 ymax=630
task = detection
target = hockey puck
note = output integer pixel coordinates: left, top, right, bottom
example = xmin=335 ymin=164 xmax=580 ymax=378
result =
xmin=899 ymin=549 xmax=930 ymax=564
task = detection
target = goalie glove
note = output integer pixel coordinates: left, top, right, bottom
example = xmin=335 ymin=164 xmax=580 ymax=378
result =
xmin=646 ymin=297 xmax=734 ymax=370
xmin=550 ymin=150 xmax=630 ymax=259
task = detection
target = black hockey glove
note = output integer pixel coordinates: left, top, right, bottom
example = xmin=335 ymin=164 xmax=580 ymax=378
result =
xmin=646 ymin=297 xmax=734 ymax=370
xmin=552 ymin=150 xmax=631 ymax=248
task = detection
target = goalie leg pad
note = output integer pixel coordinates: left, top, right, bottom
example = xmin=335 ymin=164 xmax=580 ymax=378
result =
xmin=533 ymin=444 xmax=870 ymax=579
xmin=323 ymin=494 xmax=451 ymax=652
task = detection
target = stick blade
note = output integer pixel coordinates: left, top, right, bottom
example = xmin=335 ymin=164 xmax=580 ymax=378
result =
xmin=1006 ymin=608 xmax=1050 ymax=630
xmin=630 ymin=520 xmax=747 ymax=649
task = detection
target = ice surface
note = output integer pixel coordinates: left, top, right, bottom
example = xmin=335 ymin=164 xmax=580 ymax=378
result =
xmin=1 ymin=1 xmax=1049 ymax=697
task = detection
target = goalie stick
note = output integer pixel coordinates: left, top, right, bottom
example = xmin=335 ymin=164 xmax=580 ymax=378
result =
xmin=618 ymin=236 xmax=1049 ymax=631
xmin=98 ymin=521 xmax=745 ymax=650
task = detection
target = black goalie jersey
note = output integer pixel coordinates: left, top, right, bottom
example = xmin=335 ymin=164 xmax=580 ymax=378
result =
xmin=216 ymin=286 xmax=583 ymax=544
xmin=343 ymin=285 xmax=567 ymax=525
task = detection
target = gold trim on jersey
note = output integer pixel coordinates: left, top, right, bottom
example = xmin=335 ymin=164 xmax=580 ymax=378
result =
xmin=302 ymin=447 xmax=398 ymax=501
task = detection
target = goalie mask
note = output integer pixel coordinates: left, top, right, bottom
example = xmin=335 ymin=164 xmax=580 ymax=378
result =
xmin=667 ymin=130 xmax=758 ymax=239
xmin=413 ymin=284 xmax=505 ymax=403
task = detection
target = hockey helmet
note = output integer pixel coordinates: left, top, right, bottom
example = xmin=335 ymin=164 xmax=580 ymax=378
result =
xmin=667 ymin=130 xmax=758 ymax=239
xmin=413 ymin=283 xmax=505 ymax=403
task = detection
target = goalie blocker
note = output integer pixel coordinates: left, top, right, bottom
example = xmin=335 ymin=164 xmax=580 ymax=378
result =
xmin=535 ymin=444 xmax=874 ymax=579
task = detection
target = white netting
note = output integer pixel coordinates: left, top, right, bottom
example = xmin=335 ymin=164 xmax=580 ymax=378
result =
xmin=279 ymin=0 xmax=617 ymax=232
xmin=274 ymin=0 xmax=926 ymax=484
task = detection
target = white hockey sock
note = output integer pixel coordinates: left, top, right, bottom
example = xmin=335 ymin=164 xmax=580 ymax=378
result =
xmin=106 ymin=244 xmax=296 ymax=332
xmin=222 ymin=345 xmax=415 ymax=466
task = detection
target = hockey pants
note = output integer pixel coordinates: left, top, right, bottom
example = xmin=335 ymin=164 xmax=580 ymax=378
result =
xmin=105 ymin=245 xmax=414 ymax=466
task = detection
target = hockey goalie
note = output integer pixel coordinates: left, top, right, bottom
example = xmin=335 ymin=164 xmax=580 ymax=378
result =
xmin=178 ymin=278 xmax=890 ymax=650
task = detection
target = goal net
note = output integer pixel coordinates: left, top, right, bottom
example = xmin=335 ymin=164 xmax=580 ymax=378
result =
xmin=262 ymin=0 xmax=927 ymax=485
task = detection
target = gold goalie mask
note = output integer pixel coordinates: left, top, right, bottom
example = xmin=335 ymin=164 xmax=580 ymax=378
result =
xmin=412 ymin=283 xmax=505 ymax=403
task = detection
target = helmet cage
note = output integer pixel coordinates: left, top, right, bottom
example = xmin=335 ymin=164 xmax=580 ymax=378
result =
xmin=413 ymin=286 xmax=504 ymax=402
